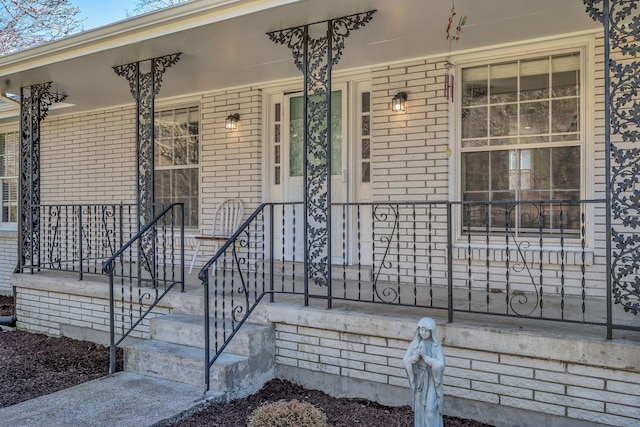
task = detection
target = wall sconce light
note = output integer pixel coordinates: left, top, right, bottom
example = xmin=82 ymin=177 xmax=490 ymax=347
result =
xmin=391 ymin=92 xmax=407 ymax=112
xmin=225 ymin=113 xmax=240 ymax=130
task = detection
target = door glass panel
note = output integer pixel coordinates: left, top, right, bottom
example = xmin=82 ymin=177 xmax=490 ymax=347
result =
xmin=289 ymin=91 xmax=343 ymax=177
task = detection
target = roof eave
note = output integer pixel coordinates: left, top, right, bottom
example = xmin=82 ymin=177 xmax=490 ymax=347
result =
xmin=0 ymin=0 xmax=301 ymax=75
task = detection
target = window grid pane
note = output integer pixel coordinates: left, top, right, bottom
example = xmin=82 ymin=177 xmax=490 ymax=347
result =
xmin=460 ymin=52 xmax=582 ymax=234
xmin=273 ymin=102 xmax=281 ymax=185
xmin=360 ymin=91 xmax=371 ymax=183
xmin=0 ymin=132 xmax=18 ymax=224
xmin=154 ymin=107 xmax=199 ymax=227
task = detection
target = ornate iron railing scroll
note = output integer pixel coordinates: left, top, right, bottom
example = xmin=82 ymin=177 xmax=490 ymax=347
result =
xmin=19 ymin=83 xmax=67 ymax=271
xmin=113 ymin=53 xmax=181 ymax=275
xmin=371 ymin=204 xmax=400 ymax=304
xmin=267 ymin=11 xmax=376 ymax=295
xmin=585 ymin=0 xmax=640 ymax=315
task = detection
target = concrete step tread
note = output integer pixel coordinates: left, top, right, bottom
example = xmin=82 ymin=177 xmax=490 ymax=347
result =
xmin=149 ymin=313 xmax=274 ymax=355
xmin=124 ymin=339 xmax=247 ymax=365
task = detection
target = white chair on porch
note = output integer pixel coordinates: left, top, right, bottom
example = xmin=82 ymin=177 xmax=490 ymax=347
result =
xmin=189 ymin=198 xmax=244 ymax=275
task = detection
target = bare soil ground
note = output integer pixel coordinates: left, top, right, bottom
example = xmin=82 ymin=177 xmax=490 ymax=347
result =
xmin=0 ymin=296 xmax=492 ymax=426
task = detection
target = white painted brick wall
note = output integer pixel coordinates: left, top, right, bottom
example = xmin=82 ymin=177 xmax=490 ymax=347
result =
xmin=0 ymin=35 xmax=617 ymax=299
xmin=369 ymin=42 xmax=609 ymax=301
xmin=200 ymin=87 xmax=262 ymax=226
xmin=372 ymin=57 xmax=449 ymax=201
xmin=2 ymin=86 xmax=263 ymax=278
xmin=40 ymin=106 xmax=137 ymax=204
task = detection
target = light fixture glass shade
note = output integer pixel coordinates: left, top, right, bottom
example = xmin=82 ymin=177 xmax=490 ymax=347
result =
xmin=225 ymin=113 xmax=240 ymax=130
xmin=391 ymin=92 xmax=407 ymax=112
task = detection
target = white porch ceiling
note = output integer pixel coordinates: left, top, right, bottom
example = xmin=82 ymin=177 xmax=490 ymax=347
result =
xmin=0 ymin=0 xmax=600 ymax=123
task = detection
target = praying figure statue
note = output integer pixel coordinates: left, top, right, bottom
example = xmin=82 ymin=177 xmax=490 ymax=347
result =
xmin=404 ymin=317 xmax=445 ymax=427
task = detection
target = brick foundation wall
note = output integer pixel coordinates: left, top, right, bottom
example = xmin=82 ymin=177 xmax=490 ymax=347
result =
xmin=262 ymin=304 xmax=640 ymax=427
xmin=0 ymin=231 xmax=17 ymax=295
xmin=13 ymin=275 xmax=171 ymax=340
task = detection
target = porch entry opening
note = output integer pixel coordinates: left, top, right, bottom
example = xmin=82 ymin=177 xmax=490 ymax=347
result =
xmin=270 ymin=85 xmax=372 ymax=268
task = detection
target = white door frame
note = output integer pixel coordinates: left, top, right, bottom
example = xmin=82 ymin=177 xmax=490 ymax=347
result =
xmin=263 ymin=75 xmax=372 ymax=266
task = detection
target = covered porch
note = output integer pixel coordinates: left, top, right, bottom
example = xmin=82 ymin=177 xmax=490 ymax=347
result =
xmin=3 ymin=0 xmax=640 ymax=425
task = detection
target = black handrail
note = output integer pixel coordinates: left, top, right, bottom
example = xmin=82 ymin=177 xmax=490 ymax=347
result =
xmin=198 ymin=202 xmax=269 ymax=281
xmin=103 ymin=203 xmax=182 ymax=273
xmin=199 ymin=202 xmax=278 ymax=391
xmin=104 ymin=202 xmax=184 ymax=374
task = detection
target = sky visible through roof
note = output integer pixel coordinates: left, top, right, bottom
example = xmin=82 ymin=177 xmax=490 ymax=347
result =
xmin=71 ymin=0 xmax=135 ymax=30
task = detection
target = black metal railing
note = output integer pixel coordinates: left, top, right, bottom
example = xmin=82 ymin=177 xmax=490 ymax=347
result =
xmin=24 ymin=203 xmax=137 ymax=279
xmin=104 ymin=203 xmax=184 ymax=374
xmin=199 ymin=199 xmax=627 ymax=391
xmin=200 ymin=203 xmax=271 ymax=390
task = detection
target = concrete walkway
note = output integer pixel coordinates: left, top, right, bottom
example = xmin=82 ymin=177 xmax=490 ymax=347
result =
xmin=0 ymin=372 xmax=219 ymax=427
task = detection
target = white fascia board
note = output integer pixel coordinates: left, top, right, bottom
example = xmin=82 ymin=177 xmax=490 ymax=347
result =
xmin=0 ymin=0 xmax=301 ymax=75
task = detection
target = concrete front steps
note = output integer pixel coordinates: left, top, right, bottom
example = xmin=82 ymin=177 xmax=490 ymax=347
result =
xmin=123 ymin=313 xmax=275 ymax=398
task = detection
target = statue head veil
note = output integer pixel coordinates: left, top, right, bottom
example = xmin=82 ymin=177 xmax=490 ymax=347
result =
xmin=416 ymin=317 xmax=438 ymax=343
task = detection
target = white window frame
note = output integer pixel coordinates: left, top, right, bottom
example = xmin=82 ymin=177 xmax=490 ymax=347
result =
xmin=262 ymin=72 xmax=373 ymax=205
xmin=153 ymin=103 xmax=201 ymax=229
xmin=452 ymin=35 xmax=595 ymax=246
xmin=0 ymin=127 xmax=19 ymax=231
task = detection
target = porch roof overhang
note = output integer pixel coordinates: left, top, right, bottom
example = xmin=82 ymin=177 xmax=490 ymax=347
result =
xmin=0 ymin=0 xmax=600 ymax=123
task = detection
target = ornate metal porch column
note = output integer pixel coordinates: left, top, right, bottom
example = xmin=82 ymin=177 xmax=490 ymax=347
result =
xmin=113 ymin=54 xmax=180 ymax=274
xmin=268 ymin=11 xmax=375 ymax=304
xmin=113 ymin=53 xmax=181 ymax=231
xmin=584 ymin=1 xmax=640 ymax=331
xmin=18 ymin=83 xmax=66 ymax=272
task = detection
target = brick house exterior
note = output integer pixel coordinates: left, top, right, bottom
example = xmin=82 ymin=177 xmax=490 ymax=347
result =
xmin=1 ymin=1 xmax=638 ymax=426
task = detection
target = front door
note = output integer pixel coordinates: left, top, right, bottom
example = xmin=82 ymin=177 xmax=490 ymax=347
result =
xmin=284 ymin=88 xmax=346 ymax=264
xmin=266 ymin=80 xmax=371 ymax=266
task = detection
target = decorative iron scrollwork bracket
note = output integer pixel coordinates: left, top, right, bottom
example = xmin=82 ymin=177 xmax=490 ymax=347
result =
xmin=19 ymin=82 xmax=67 ymax=271
xmin=267 ymin=11 xmax=376 ymax=291
xmin=584 ymin=0 xmax=640 ymax=315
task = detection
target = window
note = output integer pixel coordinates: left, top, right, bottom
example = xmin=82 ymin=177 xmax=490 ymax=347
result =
xmin=154 ymin=106 xmax=199 ymax=228
xmin=360 ymin=91 xmax=371 ymax=183
xmin=288 ymin=91 xmax=343 ymax=177
xmin=273 ymin=102 xmax=282 ymax=185
xmin=0 ymin=131 xmax=18 ymax=227
xmin=460 ymin=52 xmax=582 ymax=233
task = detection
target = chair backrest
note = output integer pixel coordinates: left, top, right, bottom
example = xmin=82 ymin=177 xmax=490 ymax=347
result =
xmin=211 ymin=198 xmax=244 ymax=238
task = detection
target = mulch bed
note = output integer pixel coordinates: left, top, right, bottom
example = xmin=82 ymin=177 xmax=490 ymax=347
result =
xmin=0 ymin=295 xmax=13 ymax=316
xmin=1 ymin=296 xmax=492 ymax=426
xmin=171 ymin=378 xmax=493 ymax=427
xmin=0 ymin=295 xmax=123 ymax=408
xmin=0 ymin=329 xmax=120 ymax=408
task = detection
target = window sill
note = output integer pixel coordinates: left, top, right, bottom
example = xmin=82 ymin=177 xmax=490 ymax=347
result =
xmin=452 ymin=241 xmax=595 ymax=266
xmin=0 ymin=228 xmax=18 ymax=238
